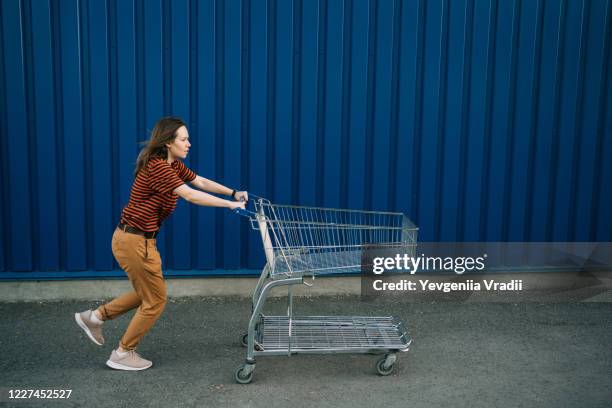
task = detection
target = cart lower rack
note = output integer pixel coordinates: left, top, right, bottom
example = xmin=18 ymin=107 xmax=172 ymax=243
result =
xmin=233 ymin=195 xmax=418 ymax=383
xmin=255 ymin=316 xmax=411 ymax=354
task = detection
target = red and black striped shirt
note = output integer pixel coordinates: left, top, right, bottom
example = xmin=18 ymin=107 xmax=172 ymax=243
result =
xmin=120 ymin=157 xmax=197 ymax=231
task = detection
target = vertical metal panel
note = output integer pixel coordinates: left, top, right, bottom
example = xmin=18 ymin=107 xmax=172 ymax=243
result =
xmin=246 ymin=0 xmax=268 ymax=268
xmin=371 ymin=0 xmax=394 ymax=211
xmin=440 ymin=0 xmax=468 ymax=242
xmin=431 ymin=0 xmax=448 ymax=240
xmin=79 ymin=0 xmax=92 ymax=271
xmin=169 ymin=0 xmax=192 ymax=268
xmin=116 ymin=0 xmax=137 ymax=237
xmin=274 ymin=0 xmax=294 ymax=205
xmin=88 ymin=0 xmax=113 ymax=270
xmin=530 ymin=0 xmax=563 ymax=242
xmin=320 ymin=1 xmax=334 ymax=208
xmin=419 ymin=0 xmax=446 ymax=239
xmin=22 ymin=0 xmax=38 ymax=270
xmin=238 ymin=0 xmax=250 ymax=266
xmin=0 ymin=1 xmax=7 ymax=272
xmin=59 ymin=0 xmax=87 ymax=270
xmin=32 ymin=0 xmax=61 ymax=270
xmin=595 ymin=0 xmax=612 ymax=241
xmin=575 ymin=0 xmax=608 ymax=241
xmin=552 ymin=0 xmax=575 ymax=242
xmin=347 ymin=0 xmax=369 ymax=211
xmin=385 ymin=0 xmax=401 ymax=212
xmin=222 ymin=0 xmax=243 ymax=268
xmin=298 ymin=0 xmax=318 ymax=207
xmin=0 ymin=0 xmax=610 ymax=278
xmin=362 ymin=0 xmax=376 ymax=210
xmin=509 ymin=0 xmax=542 ymax=242
xmin=395 ymin=0 xmax=421 ymax=219
xmin=463 ymin=0 xmax=491 ymax=241
xmin=2 ymin=0 xmax=33 ymax=271
xmin=339 ymin=0 xmax=352 ymax=209
xmin=194 ymin=0 xmax=216 ymax=269
xmin=485 ymin=0 xmax=518 ymax=241
xmin=143 ymin=0 xmax=165 ymax=264
xmin=186 ymin=0 xmax=197 ymax=267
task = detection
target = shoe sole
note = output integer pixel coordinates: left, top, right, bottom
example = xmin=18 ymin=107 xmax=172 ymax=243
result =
xmin=74 ymin=313 xmax=103 ymax=346
xmin=106 ymin=359 xmax=153 ymax=371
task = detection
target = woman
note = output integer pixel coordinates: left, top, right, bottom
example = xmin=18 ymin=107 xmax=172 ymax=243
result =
xmin=74 ymin=116 xmax=246 ymax=371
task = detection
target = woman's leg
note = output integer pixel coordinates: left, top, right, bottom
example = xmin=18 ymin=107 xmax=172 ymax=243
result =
xmin=101 ymin=228 xmax=167 ymax=351
xmin=117 ymin=237 xmax=167 ymax=351
xmin=96 ymin=292 xmax=141 ymax=321
xmin=95 ymin=229 xmax=145 ymax=320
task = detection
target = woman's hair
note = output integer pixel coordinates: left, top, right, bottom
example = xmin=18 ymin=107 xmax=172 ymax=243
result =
xmin=134 ymin=116 xmax=187 ymax=177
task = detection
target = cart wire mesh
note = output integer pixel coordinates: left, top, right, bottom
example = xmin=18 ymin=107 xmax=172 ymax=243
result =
xmin=245 ymin=197 xmax=419 ymax=278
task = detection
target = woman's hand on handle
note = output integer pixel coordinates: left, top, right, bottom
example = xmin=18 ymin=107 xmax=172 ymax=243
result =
xmin=228 ymin=200 xmax=246 ymax=211
xmin=233 ymin=191 xmax=249 ymax=202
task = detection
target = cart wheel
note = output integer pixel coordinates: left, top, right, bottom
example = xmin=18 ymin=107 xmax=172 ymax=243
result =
xmin=240 ymin=333 xmax=248 ymax=347
xmin=235 ymin=365 xmax=254 ymax=384
xmin=376 ymin=358 xmax=395 ymax=376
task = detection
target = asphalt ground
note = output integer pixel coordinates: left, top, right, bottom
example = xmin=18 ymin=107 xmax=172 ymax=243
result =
xmin=0 ymin=296 xmax=611 ymax=408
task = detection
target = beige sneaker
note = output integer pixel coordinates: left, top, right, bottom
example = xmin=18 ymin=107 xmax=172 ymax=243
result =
xmin=74 ymin=310 xmax=104 ymax=346
xmin=106 ymin=349 xmax=153 ymax=371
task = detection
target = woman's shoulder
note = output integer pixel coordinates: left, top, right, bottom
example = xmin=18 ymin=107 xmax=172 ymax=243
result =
xmin=142 ymin=157 xmax=173 ymax=177
xmin=146 ymin=156 xmax=169 ymax=169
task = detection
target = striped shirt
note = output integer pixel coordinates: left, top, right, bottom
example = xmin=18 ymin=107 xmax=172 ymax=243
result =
xmin=120 ymin=157 xmax=197 ymax=231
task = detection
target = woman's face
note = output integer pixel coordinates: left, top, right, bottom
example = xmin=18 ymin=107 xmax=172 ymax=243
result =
xmin=166 ymin=126 xmax=191 ymax=160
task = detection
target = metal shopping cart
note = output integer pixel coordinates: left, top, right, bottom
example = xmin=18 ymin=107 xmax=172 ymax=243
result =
xmin=232 ymin=195 xmax=418 ymax=383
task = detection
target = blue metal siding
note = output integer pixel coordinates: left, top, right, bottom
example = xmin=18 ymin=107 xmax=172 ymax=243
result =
xmin=0 ymin=0 xmax=610 ymax=278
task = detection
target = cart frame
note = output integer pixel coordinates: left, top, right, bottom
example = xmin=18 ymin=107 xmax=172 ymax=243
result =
xmin=233 ymin=195 xmax=418 ymax=383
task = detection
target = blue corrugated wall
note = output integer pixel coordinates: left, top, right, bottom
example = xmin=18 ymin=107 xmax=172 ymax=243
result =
xmin=0 ymin=0 xmax=611 ymax=279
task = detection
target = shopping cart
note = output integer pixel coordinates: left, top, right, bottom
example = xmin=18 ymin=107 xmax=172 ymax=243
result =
xmin=232 ymin=195 xmax=418 ymax=383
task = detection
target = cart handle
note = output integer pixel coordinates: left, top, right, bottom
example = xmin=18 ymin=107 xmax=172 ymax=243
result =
xmin=230 ymin=193 xmax=263 ymax=218
xmin=246 ymin=193 xmax=267 ymax=201
xmin=232 ymin=207 xmax=257 ymax=217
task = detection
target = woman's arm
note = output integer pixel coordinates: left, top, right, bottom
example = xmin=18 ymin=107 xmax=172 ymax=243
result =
xmin=190 ymin=175 xmax=248 ymax=202
xmin=190 ymin=175 xmax=233 ymax=196
xmin=173 ymin=184 xmax=245 ymax=210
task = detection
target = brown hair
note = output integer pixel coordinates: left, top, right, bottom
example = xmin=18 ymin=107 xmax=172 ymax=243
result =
xmin=134 ymin=116 xmax=186 ymax=177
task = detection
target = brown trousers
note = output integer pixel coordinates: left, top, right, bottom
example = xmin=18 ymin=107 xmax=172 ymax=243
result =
xmin=97 ymin=227 xmax=167 ymax=350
